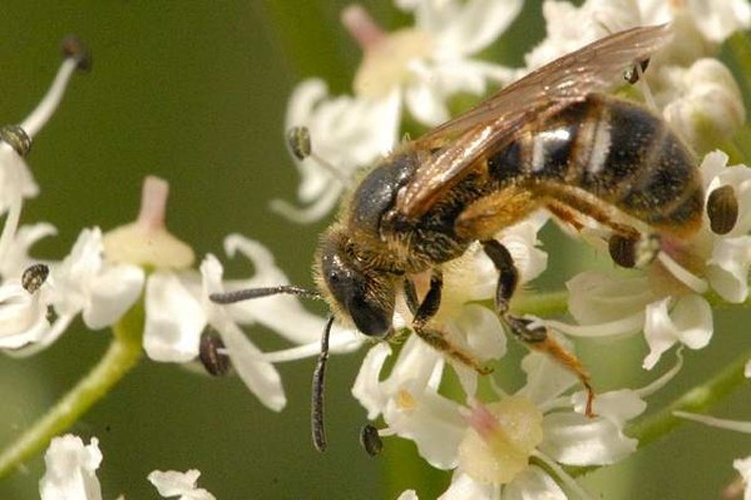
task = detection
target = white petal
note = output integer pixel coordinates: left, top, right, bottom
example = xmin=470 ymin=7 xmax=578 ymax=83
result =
xmin=518 ymin=351 xmax=577 ymax=408
xmin=217 ymin=321 xmax=286 ymax=412
xmin=642 ymin=295 xmax=713 ymax=370
xmin=39 ymin=435 xmax=103 ymax=500
xmin=143 ymin=272 xmax=207 ymax=362
xmin=397 ymin=490 xmax=420 ymax=500
xmin=0 ymin=283 xmax=50 ymax=348
xmin=439 ymin=470 xmax=494 ymax=500
xmin=148 ymin=469 xmax=216 ymax=500
xmin=220 ymin=235 xmax=326 ymax=345
xmin=351 ymin=343 xmax=393 ymax=419
xmin=572 ymin=389 xmax=647 ymax=427
xmin=567 ymin=271 xmax=653 ymax=325
xmin=706 ymin=236 xmax=751 ymax=303
xmin=82 ymin=264 xmax=144 ymax=329
xmin=404 ymin=80 xmax=450 ymax=126
xmin=0 ymin=222 xmax=57 ymax=278
xmin=540 ymin=412 xmax=638 ymax=466
xmin=732 ymin=456 xmax=751 ymax=500
xmin=428 ymin=0 xmax=523 ymax=57
xmin=503 ymin=466 xmax=567 ymax=500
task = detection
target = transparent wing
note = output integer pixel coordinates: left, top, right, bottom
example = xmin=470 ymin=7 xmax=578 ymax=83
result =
xmin=398 ymin=24 xmax=672 ymax=218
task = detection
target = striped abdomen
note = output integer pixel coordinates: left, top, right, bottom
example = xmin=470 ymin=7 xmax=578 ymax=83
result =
xmin=488 ymin=93 xmax=704 ymax=237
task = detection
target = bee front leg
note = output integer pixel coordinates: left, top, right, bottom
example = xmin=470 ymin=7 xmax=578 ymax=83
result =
xmin=410 ymin=270 xmax=491 ymax=374
xmin=481 ymin=239 xmax=595 ymax=416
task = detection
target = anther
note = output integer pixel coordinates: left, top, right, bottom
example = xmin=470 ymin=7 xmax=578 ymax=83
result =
xmin=359 ymin=424 xmax=383 ymax=457
xmin=21 ymin=263 xmax=50 ymax=294
xmin=199 ymin=330 xmax=231 ymax=376
xmin=61 ymin=35 xmax=92 ymax=72
xmin=0 ymin=125 xmax=32 ymax=157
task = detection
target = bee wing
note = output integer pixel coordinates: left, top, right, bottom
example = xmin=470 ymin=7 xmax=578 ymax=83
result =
xmin=398 ymin=24 xmax=672 ymax=218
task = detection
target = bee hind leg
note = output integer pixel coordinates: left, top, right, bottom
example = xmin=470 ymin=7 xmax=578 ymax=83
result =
xmin=482 ymin=239 xmax=595 ymax=417
xmin=410 ymin=270 xmax=492 ymax=375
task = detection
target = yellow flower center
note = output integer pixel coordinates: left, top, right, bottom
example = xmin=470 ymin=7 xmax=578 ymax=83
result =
xmin=458 ymin=396 xmax=544 ymax=485
xmin=353 ymin=28 xmax=434 ymax=100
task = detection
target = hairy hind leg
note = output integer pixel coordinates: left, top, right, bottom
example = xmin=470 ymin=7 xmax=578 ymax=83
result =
xmin=482 ymin=239 xmax=595 ymax=416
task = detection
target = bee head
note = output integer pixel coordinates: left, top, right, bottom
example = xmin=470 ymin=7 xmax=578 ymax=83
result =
xmin=315 ymin=226 xmax=395 ymax=338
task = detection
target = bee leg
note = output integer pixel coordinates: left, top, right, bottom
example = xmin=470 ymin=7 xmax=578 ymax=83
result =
xmin=482 ymin=239 xmax=595 ymax=417
xmin=404 ymin=278 xmax=420 ymax=315
xmin=608 ymin=231 xmax=661 ymax=269
xmin=411 ymin=270 xmax=492 ymax=374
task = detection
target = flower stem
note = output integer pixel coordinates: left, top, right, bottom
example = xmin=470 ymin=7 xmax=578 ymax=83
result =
xmin=0 ymin=300 xmax=144 ymax=478
xmin=626 ymin=345 xmax=750 ymax=448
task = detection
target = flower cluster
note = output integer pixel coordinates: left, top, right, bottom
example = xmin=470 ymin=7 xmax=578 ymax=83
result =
xmin=270 ymin=0 xmax=751 ymax=498
xmin=39 ymin=434 xmax=215 ymax=500
xmin=1 ymin=0 xmax=750 ymax=498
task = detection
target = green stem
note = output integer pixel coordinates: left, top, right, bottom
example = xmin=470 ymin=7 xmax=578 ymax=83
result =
xmin=627 ymin=345 xmax=750 ymax=448
xmin=0 ymin=302 xmax=144 ymax=478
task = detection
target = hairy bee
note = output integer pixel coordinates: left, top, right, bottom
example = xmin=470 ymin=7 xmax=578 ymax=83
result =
xmin=213 ymin=24 xmax=705 ymax=451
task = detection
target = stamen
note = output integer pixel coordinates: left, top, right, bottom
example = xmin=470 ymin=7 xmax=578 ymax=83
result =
xmin=21 ymin=36 xmax=90 ymax=139
xmin=674 ymin=411 xmax=751 ymax=433
xmin=657 ymin=251 xmax=709 ymax=294
xmin=285 ymin=126 xmax=350 ymax=185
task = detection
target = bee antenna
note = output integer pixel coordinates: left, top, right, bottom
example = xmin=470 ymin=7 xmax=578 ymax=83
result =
xmin=209 ymin=285 xmax=322 ymax=304
xmin=312 ymin=315 xmax=335 ymax=452
xmin=286 ymin=126 xmax=351 ymax=186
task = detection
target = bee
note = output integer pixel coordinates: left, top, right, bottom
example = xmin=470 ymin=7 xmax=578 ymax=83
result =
xmin=212 ymin=24 xmax=706 ymax=451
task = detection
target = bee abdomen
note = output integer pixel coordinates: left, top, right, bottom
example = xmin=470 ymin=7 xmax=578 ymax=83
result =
xmin=492 ymin=94 xmax=703 ymax=235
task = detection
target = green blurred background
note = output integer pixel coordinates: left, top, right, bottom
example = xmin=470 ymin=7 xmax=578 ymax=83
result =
xmin=0 ymin=1 xmax=749 ymax=498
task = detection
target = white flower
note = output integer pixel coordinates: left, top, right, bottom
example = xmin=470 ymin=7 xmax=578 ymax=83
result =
xmin=39 ymin=435 xmax=103 ymax=500
xmin=0 ymin=37 xmax=88 ymax=266
xmin=556 ymin=151 xmax=751 ymax=370
xmin=361 ymin=346 xmax=647 ymax=498
xmin=277 ymin=1 xmax=522 ymax=222
xmin=658 ymin=58 xmax=745 ymax=152
xmin=272 ymin=78 xmax=400 ymax=223
xmin=379 ymin=0 xmax=522 ymax=125
xmin=148 ymin=469 xmax=216 ymax=500
xmin=524 ymin=1 xmax=747 ymax=154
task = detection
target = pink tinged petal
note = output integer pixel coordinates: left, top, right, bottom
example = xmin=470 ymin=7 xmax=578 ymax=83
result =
xmin=706 ymin=236 xmax=751 ymax=303
xmin=82 ymin=264 xmax=144 ymax=329
xmin=540 ymin=412 xmax=638 ymax=466
xmin=439 ymin=471 xmax=494 ymax=500
xmin=503 ymin=466 xmax=567 ymax=500
xmin=643 ymin=295 xmax=713 ymax=370
xmin=39 ymin=435 xmax=103 ymax=500
xmin=0 ymin=283 xmax=50 ymax=348
xmin=147 ymin=469 xmax=216 ymax=500
xmin=218 ymin=321 xmax=286 ymax=412
xmin=143 ymin=272 xmax=206 ymax=362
